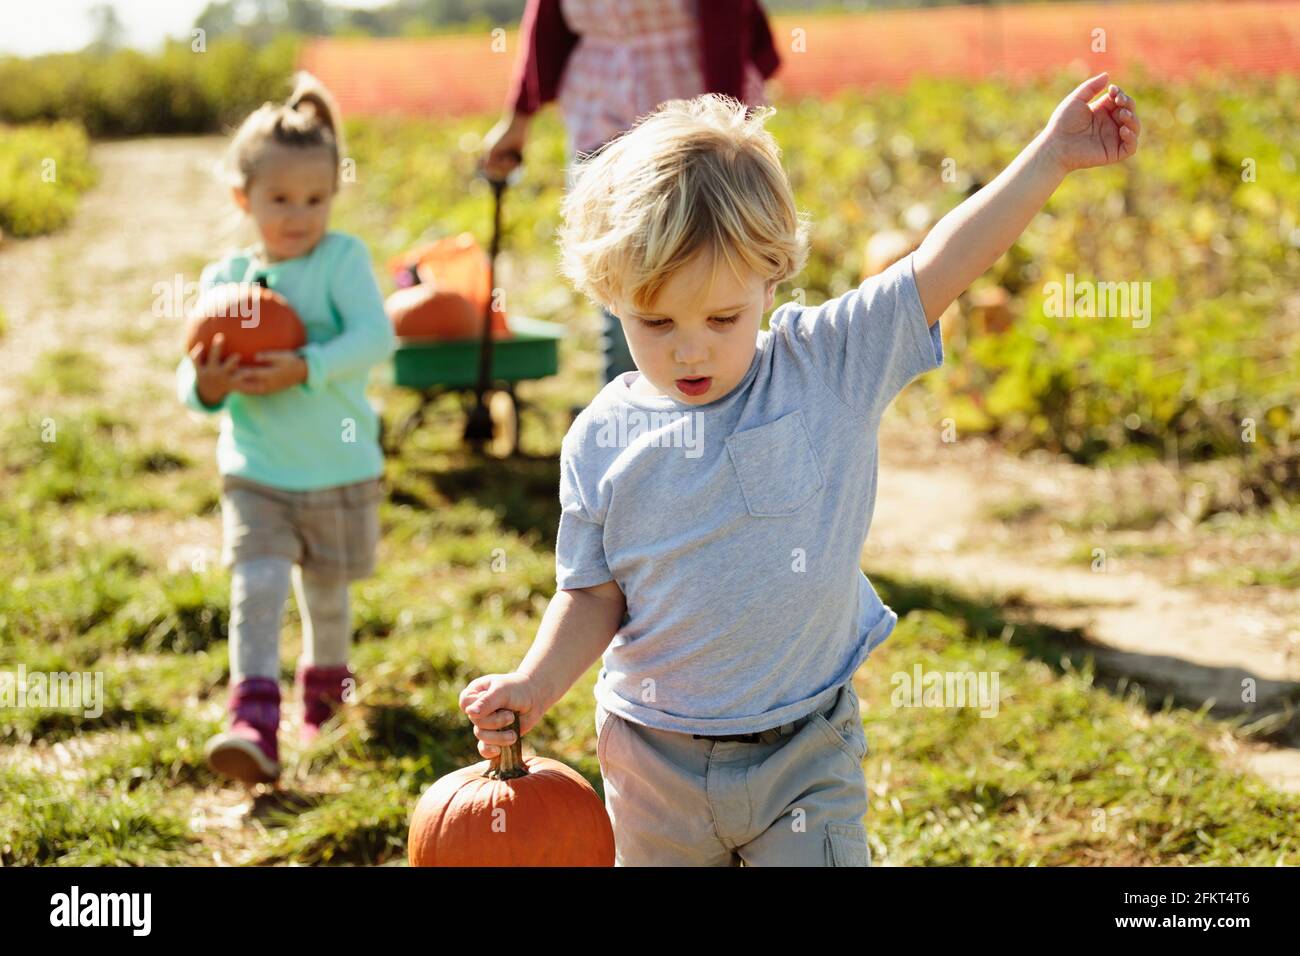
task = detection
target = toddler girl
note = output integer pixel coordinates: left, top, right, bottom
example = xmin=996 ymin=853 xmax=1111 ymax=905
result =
xmin=177 ymin=73 xmax=395 ymax=786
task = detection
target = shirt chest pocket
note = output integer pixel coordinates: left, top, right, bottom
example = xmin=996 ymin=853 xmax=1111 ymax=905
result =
xmin=725 ymin=410 xmax=826 ymax=517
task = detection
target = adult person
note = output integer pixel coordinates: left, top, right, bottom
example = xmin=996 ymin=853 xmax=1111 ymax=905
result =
xmin=482 ymin=0 xmax=782 ymax=390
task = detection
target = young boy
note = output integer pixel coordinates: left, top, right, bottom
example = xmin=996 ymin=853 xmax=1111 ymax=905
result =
xmin=459 ymin=73 xmax=1140 ymax=865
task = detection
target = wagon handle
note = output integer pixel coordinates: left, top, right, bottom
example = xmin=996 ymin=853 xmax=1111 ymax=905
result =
xmin=464 ymin=156 xmax=517 ymax=449
xmin=477 ymin=149 xmax=523 ymax=188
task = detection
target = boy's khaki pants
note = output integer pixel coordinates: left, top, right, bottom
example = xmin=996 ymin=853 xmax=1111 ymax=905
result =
xmin=595 ymin=680 xmax=872 ymax=866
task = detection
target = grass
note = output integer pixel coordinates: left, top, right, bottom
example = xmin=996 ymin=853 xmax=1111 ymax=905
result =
xmin=1066 ymin=539 xmax=1183 ymax=563
xmin=0 ymin=121 xmax=97 ymax=237
xmin=859 ymin=611 xmax=1298 ymax=865
xmin=24 ymin=346 xmax=105 ymax=397
xmin=1202 ymin=499 xmax=1300 ymax=538
xmin=1059 ymin=496 xmax=1300 ymax=589
xmin=1183 ymin=560 xmax=1300 ymax=590
xmin=113 ymin=320 xmax=158 ymax=347
xmin=2 ymin=76 xmax=1296 ymax=865
xmin=0 ymin=383 xmax=1296 ymax=866
xmin=984 ymin=494 xmax=1046 ymax=524
xmin=1 ymin=411 xmax=209 ymax=515
xmin=1 ymin=770 xmax=196 ymax=866
xmin=1065 ymin=500 xmax=1174 ymax=533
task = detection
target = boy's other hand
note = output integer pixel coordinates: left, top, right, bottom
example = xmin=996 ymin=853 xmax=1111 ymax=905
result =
xmin=190 ymin=334 xmax=242 ymax=407
xmin=1041 ymin=72 xmax=1140 ymax=174
xmin=459 ymin=673 xmax=541 ymax=759
xmin=232 ymin=351 xmax=308 ymax=395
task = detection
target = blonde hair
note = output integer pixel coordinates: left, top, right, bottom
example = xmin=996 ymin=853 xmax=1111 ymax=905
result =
xmin=557 ymin=94 xmax=810 ymax=314
xmin=221 ymin=71 xmax=345 ymax=192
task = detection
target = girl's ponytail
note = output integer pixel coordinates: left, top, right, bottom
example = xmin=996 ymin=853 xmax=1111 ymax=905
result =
xmin=222 ymin=71 xmax=345 ymax=192
xmin=285 ymin=71 xmax=345 ymax=160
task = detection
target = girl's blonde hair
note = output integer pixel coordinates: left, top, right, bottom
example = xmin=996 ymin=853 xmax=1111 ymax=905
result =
xmin=221 ymin=71 xmax=345 ymax=192
xmin=557 ymin=94 xmax=810 ymax=314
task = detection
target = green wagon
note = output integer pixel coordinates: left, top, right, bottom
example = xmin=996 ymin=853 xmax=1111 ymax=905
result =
xmin=381 ymin=163 xmax=565 ymax=459
xmin=383 ymin=315 xmax=564 ymax=458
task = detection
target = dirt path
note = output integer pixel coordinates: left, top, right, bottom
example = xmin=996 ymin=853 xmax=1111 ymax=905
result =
xmin=870 ymin=411 xmax=1300 ymax=792
xmin=0 ymin=136 xmax=233 ymax=564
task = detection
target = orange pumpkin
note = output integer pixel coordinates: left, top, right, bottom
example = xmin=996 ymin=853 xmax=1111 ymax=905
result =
xmin=386 ymin=283 xmax=481 ymax=340
xmin=186 ymin=281 xmax=306 ymax=367
xmin=408 ymin=713 xmax=615 ymax=867
xmin=386 ymin=232 xmax=509 ymax=339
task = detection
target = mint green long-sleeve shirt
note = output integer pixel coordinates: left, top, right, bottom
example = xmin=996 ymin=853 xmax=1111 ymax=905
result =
xmin=176 ymin=231 xmax=396 ymax=491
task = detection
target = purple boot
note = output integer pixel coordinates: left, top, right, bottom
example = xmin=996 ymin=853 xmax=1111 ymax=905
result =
xmin=205 ymin=677 xmax=281 ymax=785
xmin=297 ymin=663 xmax=354 ymax=744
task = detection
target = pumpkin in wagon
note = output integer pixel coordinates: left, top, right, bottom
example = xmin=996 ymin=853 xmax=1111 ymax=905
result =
xmin=185 ymin=279 xmax=306 ymax=367
xmin=385 ymin=232 xmax=510 ymax=341
xmin=385 ymin=282 xmax=482 ymax=340
xmin=408 ymin=712 xmax=614 ymax=867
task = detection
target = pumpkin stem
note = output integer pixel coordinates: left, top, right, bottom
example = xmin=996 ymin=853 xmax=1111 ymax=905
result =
xmin=484 ymin=711 xmax=528 ymax=780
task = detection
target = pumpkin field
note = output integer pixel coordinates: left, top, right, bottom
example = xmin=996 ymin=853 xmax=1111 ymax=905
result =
xmin=1 ymin=7 xmax=1299 ymax=868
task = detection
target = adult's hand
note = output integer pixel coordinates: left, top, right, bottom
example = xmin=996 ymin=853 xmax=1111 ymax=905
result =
xmin=481 ymin=112 xmax=528 ymax=181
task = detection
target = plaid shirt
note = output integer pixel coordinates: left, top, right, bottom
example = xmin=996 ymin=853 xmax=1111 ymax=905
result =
xmin=557 ymin=0 xmax=769 ymax=157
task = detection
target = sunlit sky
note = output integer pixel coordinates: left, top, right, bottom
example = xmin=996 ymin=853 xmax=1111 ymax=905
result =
xmin=0 ymin=0 xmax=392 ymax=56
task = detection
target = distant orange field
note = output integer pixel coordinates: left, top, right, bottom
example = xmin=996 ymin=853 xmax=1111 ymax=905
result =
xmin=300 ymin=0 xmax=1300 ymax=118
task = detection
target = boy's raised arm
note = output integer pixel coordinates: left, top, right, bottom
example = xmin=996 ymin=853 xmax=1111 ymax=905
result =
xmin=912 ymin=72 xmax=1141 ymax=327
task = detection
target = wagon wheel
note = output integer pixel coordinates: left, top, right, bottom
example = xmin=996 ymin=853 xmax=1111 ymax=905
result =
xmin=485 ymin=388 xmax=518 ymax=459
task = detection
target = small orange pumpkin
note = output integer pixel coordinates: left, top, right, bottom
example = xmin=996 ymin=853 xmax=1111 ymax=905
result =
xmin=408 ymin=713 xmax=615 ymax=867
xmin=386 ymin=283 xmax=481 ymax=340
xmin=185 ymin=280 xmax=306 ymax=367
xmin=386 ymin=232 xmax=509 ymax=339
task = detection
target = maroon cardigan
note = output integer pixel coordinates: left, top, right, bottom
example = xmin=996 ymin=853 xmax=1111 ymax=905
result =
xmin=507 ymin=0 xmax=781 ymax=118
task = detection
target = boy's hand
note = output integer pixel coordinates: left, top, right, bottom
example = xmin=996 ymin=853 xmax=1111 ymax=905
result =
xmin=189 ymin=334 xmax=242 ymax=407
xmin=232 ymin=351 xmax=308 ymax=395
xmin=459 ymin=672 xmax=542 ymax=759
xmin=1040 ymin=72 xmax=1140 ymax=175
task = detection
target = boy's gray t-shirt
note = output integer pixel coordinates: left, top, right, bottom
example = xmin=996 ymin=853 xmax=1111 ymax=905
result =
xmin=558 ymin=252 xmax=944 ymax=735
